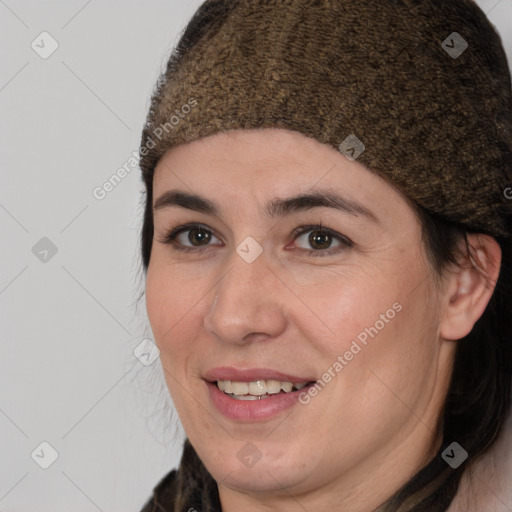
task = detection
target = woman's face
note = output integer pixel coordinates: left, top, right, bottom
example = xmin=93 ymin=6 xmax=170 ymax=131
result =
xmin=145 ymin=128 xmax=456 ymax=507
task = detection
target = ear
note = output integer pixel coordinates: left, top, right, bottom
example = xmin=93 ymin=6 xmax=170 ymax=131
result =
xmin=439 ymin=234 xmax=501 ymax=341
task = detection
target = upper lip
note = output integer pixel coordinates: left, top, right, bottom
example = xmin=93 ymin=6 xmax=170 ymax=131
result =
xmin=204 ymin=367 xmax=316 ymax=383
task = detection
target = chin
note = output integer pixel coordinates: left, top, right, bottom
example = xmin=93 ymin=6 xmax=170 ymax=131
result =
xmin=217 ymin=465 xmax=302 ymax=494
xmin=207 ymin=444 xmax=310 ymax=491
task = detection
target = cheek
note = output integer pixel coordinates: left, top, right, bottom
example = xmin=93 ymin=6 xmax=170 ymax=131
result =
xmin=145 ymin=260 xmax=208 ymax=418
xmin=145 ymin=259 xmax=204 ymax=359
xmin=293 ymin=265 xmax=405 ymax=356
xmin=320 ymin=282 xmax=440 ymax=431
xmin=297 ymin=254 xmax=438 ymax=388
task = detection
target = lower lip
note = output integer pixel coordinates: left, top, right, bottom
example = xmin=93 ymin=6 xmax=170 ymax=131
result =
xmin=206 ymin=381 xmax=314 ymax=421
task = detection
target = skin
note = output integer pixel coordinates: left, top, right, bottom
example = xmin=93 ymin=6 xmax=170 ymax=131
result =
xmin=145 ymin=128 xmax=500 ymax=512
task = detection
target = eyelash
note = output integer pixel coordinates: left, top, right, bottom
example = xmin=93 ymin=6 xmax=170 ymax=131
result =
xmin=157 ymin=222 xmax=354 ymax=257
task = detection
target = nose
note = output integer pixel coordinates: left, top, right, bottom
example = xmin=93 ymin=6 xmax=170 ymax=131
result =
xmin=203 ymin=248 xmax=289 ymax=346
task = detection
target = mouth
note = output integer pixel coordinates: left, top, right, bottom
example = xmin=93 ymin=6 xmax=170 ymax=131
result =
xmin=203 ymin=367 xmax=318 ymax=420
xmin=212 ymin=379 xmax=317 ymax=400
xmin=205 ymin=370 xmax=318 ymax=421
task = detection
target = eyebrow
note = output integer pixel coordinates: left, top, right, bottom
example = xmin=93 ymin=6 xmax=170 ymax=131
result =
xmin=153 ymin=189 xmax=380 ymax=224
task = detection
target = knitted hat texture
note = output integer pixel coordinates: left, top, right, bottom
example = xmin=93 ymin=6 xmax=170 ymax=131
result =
xmin=139 ymin=0 xmax=512 ymax=237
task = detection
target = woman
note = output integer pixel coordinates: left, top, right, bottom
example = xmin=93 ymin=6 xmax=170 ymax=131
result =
xmin=137 ymin=0 xmax=512 ymax=510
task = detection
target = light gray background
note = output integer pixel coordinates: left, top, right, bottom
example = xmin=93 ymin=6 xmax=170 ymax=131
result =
xmin=1 ymin=1 xmax=511 ymax=511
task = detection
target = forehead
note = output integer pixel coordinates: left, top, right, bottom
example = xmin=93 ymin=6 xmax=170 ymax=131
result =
xmin=152 ymin=128 xmax=410 ymax=225
xmin=156 ymin=129 xmax=379 ymax=186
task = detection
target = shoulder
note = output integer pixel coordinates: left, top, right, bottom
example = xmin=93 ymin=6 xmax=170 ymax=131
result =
xmin=139 ymin=468 xmax=179 ymax=512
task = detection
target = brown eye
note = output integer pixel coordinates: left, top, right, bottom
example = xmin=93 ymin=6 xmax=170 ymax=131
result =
xmin=292 ymin=224 xmax=353 ymax=257
xmin=158 ymin=223 xmax=221 ymax=252
xmin=184 ymin=227 xmax=212 ymax=246
xmin=307 ymin=230 xmax=333 ymax=250
xmin=158 ymin=222 xmax=353 ymax=257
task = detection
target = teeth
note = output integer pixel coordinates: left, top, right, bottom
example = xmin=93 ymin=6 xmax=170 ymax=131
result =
xmin=231 ymin=382 xmax=249 ymax=395
xmin=231 ymin=394 xmax=271 ymax=401
xmin=248 ymin=381 xmax=266 ymax=395
xmin=281 ymin=381 xmax=293 ymax=393
xmin=263 ymin=379 xmax=282 ymax=394
xmin=216 ymin=379 xmax=310 ymax=396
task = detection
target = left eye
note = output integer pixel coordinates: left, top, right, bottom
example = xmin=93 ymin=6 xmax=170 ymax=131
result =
xmin=291 ymin=224 xmax=353 ymax=257
xmin=158 ymin=222 xmax=353 ymax=257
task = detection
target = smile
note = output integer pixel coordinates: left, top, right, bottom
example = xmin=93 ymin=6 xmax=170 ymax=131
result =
xmin=206 ymin=380 xmax=317 ymax=421
xmin=216 ymin=379 xmax=312 ymax=399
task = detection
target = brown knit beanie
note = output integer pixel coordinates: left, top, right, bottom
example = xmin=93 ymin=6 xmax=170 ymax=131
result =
xmin=139 ymin=0 xmax=512 ymax=238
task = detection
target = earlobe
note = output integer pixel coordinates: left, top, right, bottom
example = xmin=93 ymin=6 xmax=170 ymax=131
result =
xmin=440 ymin=234 xmax=501 ymax=341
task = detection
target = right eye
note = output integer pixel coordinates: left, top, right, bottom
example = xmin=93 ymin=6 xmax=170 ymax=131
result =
xmin=158 ymin=223 xmax=222 ymax=252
